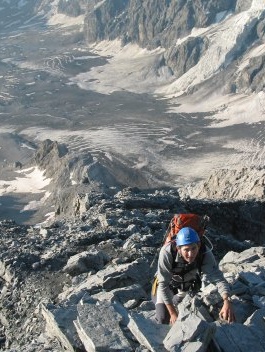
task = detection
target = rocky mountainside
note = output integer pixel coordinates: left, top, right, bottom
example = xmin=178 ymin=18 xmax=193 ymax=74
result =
xmin=28 ymin=139 xmax=265 ymax=233
xmin=179 ymin=166 xmax=265 ymax=201
xmin=0 ymin=183 xmax=265 ymax=351
xmin=1 ymin=142 xmax=265 ymax=351
xmin=0 ymin=2 xmax=265 ymax=351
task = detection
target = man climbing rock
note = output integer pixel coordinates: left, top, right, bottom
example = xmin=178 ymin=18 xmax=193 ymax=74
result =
xmin=152 ymin=227 xmax=235 ymax=324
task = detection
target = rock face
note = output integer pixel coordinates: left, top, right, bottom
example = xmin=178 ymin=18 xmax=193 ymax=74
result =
xmin=31 ymin=139 xmax=167 ymax=220
xmin=76 ymin=0 xmax=265 ymax=95
xmin=32 ymin=0 xmax=265 ymax=96
xmin=83 ymin=0 xmax=237 ymax=48
xmin=57 ymin=0 xmax=83 ymax=17
xmin=179 ymin=166 xmax=265 ymax=201
xmin=0 ymin=185 xmax=265 ymax=351
xmin=3 ymin=1 xmax=265 ymax=98
xmin=30 ymin=141 xmax=265 ymax=247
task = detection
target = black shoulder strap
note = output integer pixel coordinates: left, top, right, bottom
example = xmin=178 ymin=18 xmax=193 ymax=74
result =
xmin=170 ymin=241 xmax=177 ymax=260
xmin=197 ymin=240 xmax=207 ymax=275
xmin=171 ymin=239 xmax=206 ymax=274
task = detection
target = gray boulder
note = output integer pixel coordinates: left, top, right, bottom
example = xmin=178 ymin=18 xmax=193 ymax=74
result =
xmin=63 ymin=249 xmax=109 ymax=276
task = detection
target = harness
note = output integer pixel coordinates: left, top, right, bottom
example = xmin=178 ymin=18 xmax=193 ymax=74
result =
xmin=169 ymin=242 xmax=206 ymax=294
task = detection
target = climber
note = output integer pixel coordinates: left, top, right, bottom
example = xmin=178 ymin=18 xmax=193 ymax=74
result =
xmin=151 ymin=227 xmax=236 ymax=325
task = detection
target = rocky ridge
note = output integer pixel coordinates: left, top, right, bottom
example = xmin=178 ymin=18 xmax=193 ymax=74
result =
xmin=0 ymin=140 xmax=263 ymax=351
xmin=0 ymin=181 xmax=265 ymax=351
xmin=179 ymin=166 xmax=265 ymax=201
xmin=27 ymin=139 xmax=265 ymax=227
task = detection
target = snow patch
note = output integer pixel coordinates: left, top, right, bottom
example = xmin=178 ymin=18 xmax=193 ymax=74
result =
xmin=157 ymin=7 xmax=264 ymax=97
xmin=215 ymin=10 xmax=229 ymax=23
xmin=42 ymin=0 xmax=84 ymax=28
xmin=47 ymin=13 xmax=84 ymax=27
xmin=74 ymin=55 xmax=97 ymax=60
xmin=251 ymin=0 xmax=265 ymax=10
xmin=167 ymin=92 xmax=265 ymax=127
xmin=70 ymin=171 xmax=77 ymax=185
xmin=21 ymin=191 xmax=51 ymax=212
xmin=0 ymin=167 xmax=51 ymax=196
xmin=20 ymin=142 xmax=36 ymax=151
xmin=94 ymin=0 xmax=107 ymax=10
xmin=70 ymin=41 xmax=172 ymax=95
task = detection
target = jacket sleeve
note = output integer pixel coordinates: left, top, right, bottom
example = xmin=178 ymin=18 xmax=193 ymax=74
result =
xmin=201 ymin=248 xmax=230 ymax=297
xmin=156 ymin=245 xmax=174 ymax=305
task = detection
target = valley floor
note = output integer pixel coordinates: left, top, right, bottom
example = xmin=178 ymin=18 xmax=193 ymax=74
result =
xmin=0 ymin=16 xmax=265 ymax=224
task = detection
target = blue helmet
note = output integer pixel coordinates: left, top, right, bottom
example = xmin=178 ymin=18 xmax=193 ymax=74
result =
xmin=176 ymin=227 xmax=200 ymax=246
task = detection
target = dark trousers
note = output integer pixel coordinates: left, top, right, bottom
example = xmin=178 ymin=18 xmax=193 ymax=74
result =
xmin=155 ymin=303 xmax=171 ymax=324
xmin=151 ymin=291 xmax=184 ymax=324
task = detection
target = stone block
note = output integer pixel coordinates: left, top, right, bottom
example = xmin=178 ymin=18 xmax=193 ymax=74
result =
xmin=59 ymin=258 xmax=150 ymax=301
xmin=249 ymin=282 xmax=265 ymax=296
xmin=214 ymin=321 xmax=265 ymax=351
xmin=41 ymin=303 xmax=82 ymax=352
xmin=94 ymin=283 xmax=147 ymax=305
xmin=230 ymin=280 xmax=249 ymax=295
xmin=244 ymin=308 xmax=265 ymax=348
xmin=231 ymin=298 xmax=256 ymax=324
xmin=239 ymin=272 xmax=264 ymax=286
xmin=163 ymin=312 xmax=216 ymax=352
xmin=74 ymin=300 xmax=132 ymax=352
xmin=220 ymin=251 xmax=240 ymax=265
xmin=63 ymin=249 xmax=108 ymax=276
xmin=253 ymin=295 xmax=265 ymax=308
xmin=128 ymin=311 xmax=169 ymax=352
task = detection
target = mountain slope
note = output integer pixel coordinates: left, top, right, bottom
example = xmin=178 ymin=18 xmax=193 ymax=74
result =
xmin=81 ymin=0 xmax=265 ymax=97
xmin=31 ymin=0 xmax=265 ymax=124
xmin=2 ymin=1 xmax=264 ymax=101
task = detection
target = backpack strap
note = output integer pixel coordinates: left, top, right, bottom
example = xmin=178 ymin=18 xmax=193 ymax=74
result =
xmin=169 ymin=240 xmax=206 ymax=293
xmin=170 ymin=239 xmax=206 ymax=270
xmin=197 ymin=239 xmax=207 ymax=275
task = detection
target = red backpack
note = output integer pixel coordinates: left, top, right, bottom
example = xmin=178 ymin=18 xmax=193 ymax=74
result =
xmin=163 ymin=213 xmax=209 ymax=245
xmin=151 ymin=213 xmax=210 ymax=294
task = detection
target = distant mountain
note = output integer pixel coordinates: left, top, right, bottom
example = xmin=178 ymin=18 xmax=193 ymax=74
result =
xmin=2 ymin=0 xmax=263 ymax=106
xmin=34 ymin=0 xmax=265 ymax=98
